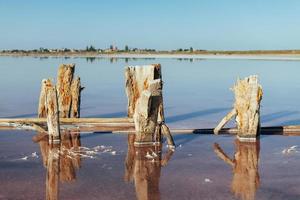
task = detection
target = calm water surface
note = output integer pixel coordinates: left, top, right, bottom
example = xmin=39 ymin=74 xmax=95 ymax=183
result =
xmin=1 ymin=57 xmax=300 ymax=200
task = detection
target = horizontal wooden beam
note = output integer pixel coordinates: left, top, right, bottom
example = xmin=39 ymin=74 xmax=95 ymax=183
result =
xmin=0 ymin=117 xmax=300 ymax=136
xmin=0 ymin=117 xmax=133 ymax=124
xmin=112 ymin=126 xmax=300 ymax=136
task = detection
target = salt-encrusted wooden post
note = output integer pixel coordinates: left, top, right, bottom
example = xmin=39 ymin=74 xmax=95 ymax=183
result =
xmin=38 ymin=79 xmax=52 ymax=165
xmin=125 ymin=64 xmax=174 ymax=147
xmin=37 ymin=64 xmax=82 ymax=143
xmin=38 ymin=79 xmax=52 ymax=118
xmin=70 ymin=77 xmax=82 ymax=118
xmin=214 ymin=75 xmax=263 ymax=140
xmin=45 ymin=84 xmax=60 ymax=143
xmin=57 ymin=64 xmax=74 ymax=118
xmin=56 ymin=64 xmax=82 ymax=118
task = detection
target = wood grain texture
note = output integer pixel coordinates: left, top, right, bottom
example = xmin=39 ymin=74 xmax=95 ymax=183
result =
xmin=214 ymin=75 xmax=263 ymax=139
xmin=45 ymin=84 xmax=60 ymax=143
xmin=125 ymin=64 xmax=175 ymax=144
xmin=57 ymin=64 xmax=75 ymax=118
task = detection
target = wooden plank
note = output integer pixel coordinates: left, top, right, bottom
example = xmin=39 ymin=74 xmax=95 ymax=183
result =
xmin=0 ymin=117 xmax=133 ymax=124
xmin=214 ymin=109 xmax=237 ymax=134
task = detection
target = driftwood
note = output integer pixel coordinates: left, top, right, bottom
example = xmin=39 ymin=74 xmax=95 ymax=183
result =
xmin=214 ymin=75 xmax=263 ymax=140
xmin=125 ymin=64 xmax=174 ymax=147
xmin=45 ymin=84 xmax=61 ymax=143
xmin=214 ymin=140 xmax=260 ymax=200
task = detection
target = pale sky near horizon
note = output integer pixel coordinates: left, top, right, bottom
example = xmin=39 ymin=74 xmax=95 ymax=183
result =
xmin=1 ymin=0 xmax=300 ymax=50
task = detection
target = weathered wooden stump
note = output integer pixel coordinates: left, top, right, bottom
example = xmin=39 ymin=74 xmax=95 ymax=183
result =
xmin=57 ymin=64 xmax=82 ymax=118
xmin=125 ymin=64 xmax=174 ymax=147
xmin=38 ymin=79 xmax=52 ymax=118
xmin=45 ymin=83 xmax=61 ymax=144
xmin=38 ymin=64 xmax=83 ymax=143
xmin=214 ymin=75 xmax=263 ymax=140
xmin=213 ymin=140 xmax=260 ymax=200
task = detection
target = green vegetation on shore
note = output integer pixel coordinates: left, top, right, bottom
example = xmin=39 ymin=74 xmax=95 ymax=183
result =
xmin=1 ymin=45 xmax=300 ymax=56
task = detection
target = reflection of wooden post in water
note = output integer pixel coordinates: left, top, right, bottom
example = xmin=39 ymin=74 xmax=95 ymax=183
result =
xmin=60 ymin=132 xmax=81 ymax=182
xmin=125 ymin=64 xmax=174 ymax=147
xmin=214 ymin=75 xmax=263 ymax=140
xmin=213 ymin=140 xmax=260 ymax=200
xmin=46 ymin=143 xmax=60 ymax=200
xmin=124 ymin=134 xmax=174 ymax=200
xmin=36 ymin=132 xmax=81 ymax=200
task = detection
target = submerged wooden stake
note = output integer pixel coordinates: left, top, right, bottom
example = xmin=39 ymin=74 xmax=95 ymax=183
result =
xmin=214 ymin=75 xmax=263 ymax=140
xmin=46 ymin=84 xmax=60 ymax=143
xmin=125 ymin=64 xmax=174 ymax=146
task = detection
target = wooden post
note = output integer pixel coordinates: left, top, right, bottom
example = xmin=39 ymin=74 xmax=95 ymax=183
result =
xmin=45 ymin=84 xmax=60 ymax=143
xmin=38 ymin=79 xmax=52 ymax=118
xmin=125 ymin=64 xmax=174 ymax=147
xmin=37 ymin=64 xmax=82 ymax=143
xmin=56 ymin=64 xmax=82 ymax=118
xmin=214 ymin=75 xmax=263 ymax=140
xmin=70 ymin=77 xmax=82 ymax=118
xmin=57 ymin=64 xmax=75 ymax=118
xmin=38 ymin=79 xmax=52 ymax=165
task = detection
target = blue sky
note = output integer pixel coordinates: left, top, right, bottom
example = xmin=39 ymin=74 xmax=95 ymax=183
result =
xmin=1 ymin=0 xmax=300 ymax=50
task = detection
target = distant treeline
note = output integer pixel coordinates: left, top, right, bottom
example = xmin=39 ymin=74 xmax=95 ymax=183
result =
xmin=1 ymin=45 xmax=300 ymax=55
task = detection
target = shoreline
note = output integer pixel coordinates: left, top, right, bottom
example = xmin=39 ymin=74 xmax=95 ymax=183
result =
xmin=1 ymin=52 xmax=300 ymax=61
